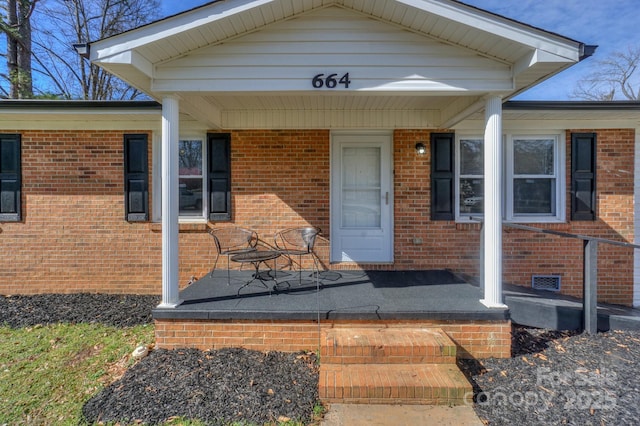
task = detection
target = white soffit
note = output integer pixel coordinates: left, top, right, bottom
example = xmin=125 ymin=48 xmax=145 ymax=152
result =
xmin=92 ymin=0 xmax=581 ymax=66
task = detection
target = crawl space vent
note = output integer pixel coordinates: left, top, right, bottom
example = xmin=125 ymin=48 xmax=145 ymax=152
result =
xmin=532 ymin=275 xmax=561 ymax=291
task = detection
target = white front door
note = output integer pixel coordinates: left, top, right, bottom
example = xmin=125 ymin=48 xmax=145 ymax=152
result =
xmin=331 ymin=132 xmax=393 ymax=263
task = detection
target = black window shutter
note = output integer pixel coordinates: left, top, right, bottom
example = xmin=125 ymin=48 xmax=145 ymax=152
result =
xmin=207 ymin=133 xmax=231 ymax=221
xmin=123 ymin=134 xmax=149 ymax=222
xmin=571 ymin=133 xmax=597 ymax=221
xmin=431 ymin=133 xmax=455 ymax=220
xmin=0 ymin=134 xmax=21 ymax=222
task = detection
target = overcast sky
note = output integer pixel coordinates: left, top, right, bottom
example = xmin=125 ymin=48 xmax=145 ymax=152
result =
xmin=160 ymin=0 xmax=640 ymax=100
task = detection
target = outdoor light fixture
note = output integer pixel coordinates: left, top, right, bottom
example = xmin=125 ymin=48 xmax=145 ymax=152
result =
xmin=415 ymin=142 xmax=426 ymax=155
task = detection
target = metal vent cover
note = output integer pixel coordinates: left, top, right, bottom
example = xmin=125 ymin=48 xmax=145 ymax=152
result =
xmin=532 ymin=275 xmax=561 ymax=291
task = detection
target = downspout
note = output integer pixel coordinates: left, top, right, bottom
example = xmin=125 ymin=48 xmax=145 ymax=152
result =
xmin=635 ymin=128 xmax=640 ymax=308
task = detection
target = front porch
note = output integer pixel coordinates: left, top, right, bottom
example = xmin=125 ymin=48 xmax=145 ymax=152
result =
xmin=153 ymin=269 xmax=511 ymax=359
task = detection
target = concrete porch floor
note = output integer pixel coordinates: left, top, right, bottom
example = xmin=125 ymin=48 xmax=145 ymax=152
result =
xmin=152 ymin=269 xmax=509 ymax=322
xmin=152 ymin=267 xmax=640 ymax=331
xmin=504 ymin=282 xmax=640 ymax=331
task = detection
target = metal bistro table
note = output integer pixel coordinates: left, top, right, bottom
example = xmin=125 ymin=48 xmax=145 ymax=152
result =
xmin=230 ymin=250 xmax=281 ymax=295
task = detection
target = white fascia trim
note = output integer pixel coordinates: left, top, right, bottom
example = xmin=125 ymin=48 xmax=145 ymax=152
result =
xmin=456 ymin=119 xmax=640 ymax=131
xmin=90 ymin=0 xmax=276 ymax=61
xmin=90 ymin=0 xmax=581 ymax=64
xmin=93 ymin=51 xmax=154 ymax=76
xmin=513 ymin=50 xmax=574 ymax=76
xmin=0 ymin=109 xmax=159 ymax=116
xmin=398 ymin=0 xmax=581 ymax=60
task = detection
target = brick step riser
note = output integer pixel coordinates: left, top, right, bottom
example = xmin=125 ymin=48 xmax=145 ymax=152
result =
xmin=321 ymin=353 xmax=456 ymax=365
xmin=321 ymin=328 xmax=457 ymax=365
xmin=319 ymin=364 xmax=472 ymax=406
xmin=319 ymin=328 xmax=471 ymax=406
xmin=318 ymin=387 xmax=469 ymax=405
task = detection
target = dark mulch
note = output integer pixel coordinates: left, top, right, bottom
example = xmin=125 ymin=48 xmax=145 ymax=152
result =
xmin=459 ymin=326 xmax=640 ymax=425
xmin=82 ymin=348 xmax=319 ymax=425
xmin=3 ymin=294 xmax=640 ymax=425
xmin=0 ymin=293 xmax=159 ymax=327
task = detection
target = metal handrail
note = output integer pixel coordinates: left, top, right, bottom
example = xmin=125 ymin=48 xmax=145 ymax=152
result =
xmin=502 ymin=222 xmax=640 ymax=249
xmin=471 ymin=216 xmax=640 ymax=333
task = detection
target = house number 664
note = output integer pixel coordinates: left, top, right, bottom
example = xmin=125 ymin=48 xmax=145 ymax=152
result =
xmin=312 ymin=73 xmax=351 ymax=89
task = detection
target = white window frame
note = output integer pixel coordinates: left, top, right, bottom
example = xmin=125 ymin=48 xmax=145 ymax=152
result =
xmin=178 ymin=138 xmax=206 ymax=220
xmin=152 ymin=134 xmax=208 ymax=222
xmin=505 ymin=134 xmax=565 ymax=223
xmin=455 ymin=132 xmax=566 ymax=223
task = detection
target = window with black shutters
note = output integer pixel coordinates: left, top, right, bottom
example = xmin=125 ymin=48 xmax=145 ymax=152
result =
xmin=430 ymin=133 xmax=455 ymax=220
xmin=124 ymin=134 xmax=149 ymax=222
xmin=571 ymin=133 xmax=596 ymax=221
xmin=0 ymin=134 xmax=21 ymax=222
xmin=207 ymin=133 xmax=231 ymax=221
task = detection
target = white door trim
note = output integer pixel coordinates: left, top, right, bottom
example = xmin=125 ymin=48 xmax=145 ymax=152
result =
xmin=330 ymin=130 xmax=394 ymax=263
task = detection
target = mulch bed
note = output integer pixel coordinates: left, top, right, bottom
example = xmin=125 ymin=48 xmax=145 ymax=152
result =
xmin=82 ymin=348 xmax=319 ymax=425
xmin=459 ymin=326 xmax=640 ymax=425
xmin=2 ymin=294 xmax=640 ymax=425
xmin=0 ymin=293 xmax=159 ymax=327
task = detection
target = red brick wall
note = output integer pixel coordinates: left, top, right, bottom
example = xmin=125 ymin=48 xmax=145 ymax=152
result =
xmin=0 ymin=130 xmax=162 ymax=295
xmin=0 ymin=128 xmax=635 ymax=305
xmin=500 ymin=130 xmax=635 ymax=305
xmin=392 ymin=129 xmax=636 ymax=305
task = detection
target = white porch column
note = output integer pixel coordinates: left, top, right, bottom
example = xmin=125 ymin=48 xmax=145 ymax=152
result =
xmin=481 ymin=95 xmax=507 ymax=308
xmin=159 ymin=95 xmax=181 ymax=308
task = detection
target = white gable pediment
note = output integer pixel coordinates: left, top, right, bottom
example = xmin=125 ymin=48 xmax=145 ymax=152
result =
xmin=153 ymin=6 xmax=512 ymax=94
xmin=90 ymin=0 xmax=584 ymax=128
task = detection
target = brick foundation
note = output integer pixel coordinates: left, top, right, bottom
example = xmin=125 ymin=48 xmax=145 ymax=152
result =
xmin=154 ymin=318 xmax=512 ymax=359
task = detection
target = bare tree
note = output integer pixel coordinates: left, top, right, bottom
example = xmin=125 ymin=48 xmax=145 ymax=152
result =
xmin=0 ymin=0 xmax=38 ymax=98
xmin=33 ymin=0 xmax=160 ymax=99
xmin=572 ymin=46 xmax=640 ymax=101
xmin=0 ymin=0 xmax=159 ymax=99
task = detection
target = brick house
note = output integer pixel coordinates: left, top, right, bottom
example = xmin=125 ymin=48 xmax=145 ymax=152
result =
xmin=1 ymin=0 xmax=638 ymax=318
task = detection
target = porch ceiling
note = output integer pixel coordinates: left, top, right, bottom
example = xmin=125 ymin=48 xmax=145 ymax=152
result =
xmin=89 ymin=0 xmax=586 ymax=129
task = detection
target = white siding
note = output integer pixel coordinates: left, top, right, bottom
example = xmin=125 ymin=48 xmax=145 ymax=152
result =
xmin=153 ymin=6 xmax=512 ymax=94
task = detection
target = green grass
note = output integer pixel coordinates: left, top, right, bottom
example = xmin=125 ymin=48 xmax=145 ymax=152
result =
xmin=0 ymin=323 xmax=323 ymax=426
xmin=0 ymin=322 xmax=154 ymax=425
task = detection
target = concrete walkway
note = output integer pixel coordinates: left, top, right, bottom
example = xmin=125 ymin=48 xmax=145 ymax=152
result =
xmin=320 ymin=404 xmax=483 ymax=426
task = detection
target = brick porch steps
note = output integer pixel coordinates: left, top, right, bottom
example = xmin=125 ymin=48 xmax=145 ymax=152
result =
xmin=319 ymin=327 xmax=472 ymax=405
xmin=321 ymin=327 xmax=457 ymax=364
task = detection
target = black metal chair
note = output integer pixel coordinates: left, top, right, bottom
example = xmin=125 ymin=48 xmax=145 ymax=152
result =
xmin=273 ymin=226 xmax=321 ymax=286
xmin=208 ymin=227 xmax=258 ymax=285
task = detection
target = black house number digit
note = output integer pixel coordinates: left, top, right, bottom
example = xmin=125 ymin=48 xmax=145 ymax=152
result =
xmin=312 ymin=73 xmax=351 ymax=89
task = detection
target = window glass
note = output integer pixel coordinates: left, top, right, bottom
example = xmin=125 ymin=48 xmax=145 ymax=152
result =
xmin=460 ymin=139 xmax=483 ymax=175
xmin=460 ymin=178 xmax=484 ymax=214
xmin=341 ymin=147 xmax=381 ymax=227
xmin=514 ymin=139 xmax=554 ymax=175
xmin=179 ymin=140 xmax=203 ymax=216
xmin=459 ymin=138 xmax=484 ymax=215
xmin=514 ymin=178 xmax=555 ymax=214
xmin=512 ymin=138 xmax=556 ymax=217
xmin=455 ymin=134 xmax=562 ymax=222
